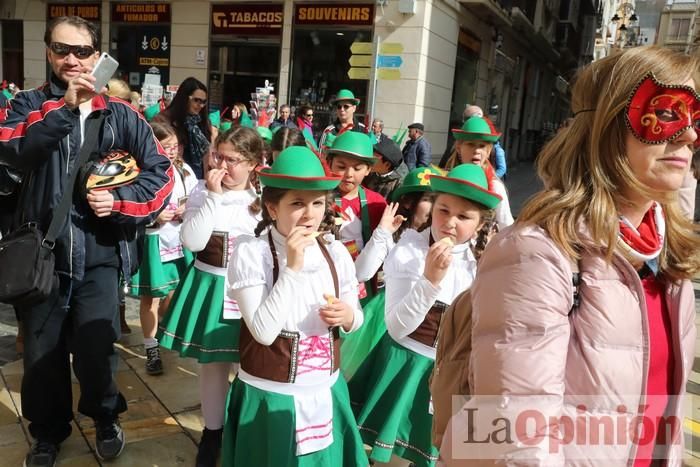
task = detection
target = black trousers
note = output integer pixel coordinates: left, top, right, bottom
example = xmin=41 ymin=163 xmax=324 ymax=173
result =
xmin=19 ymin=266 xmax=127 ymax=444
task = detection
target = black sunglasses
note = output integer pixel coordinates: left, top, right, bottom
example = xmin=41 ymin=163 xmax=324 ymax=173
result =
xmin=336 ymin=104 xmax=353 ymax=110
xmin=49 ymin=42 xmax=96 ymax=59
xmin=305 ymin=113 xmax=314 ymax=118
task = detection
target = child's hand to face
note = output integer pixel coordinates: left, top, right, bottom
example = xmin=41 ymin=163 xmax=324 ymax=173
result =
xmin=206 ymin=168 xmax=227 ymax=194
xmin=423 ymin=240 xmax=453 ymax=287
xmin=285 ymin=226 xmax=317 ymax=272
xmin=319 ymin=294 xmax=355 ymax=331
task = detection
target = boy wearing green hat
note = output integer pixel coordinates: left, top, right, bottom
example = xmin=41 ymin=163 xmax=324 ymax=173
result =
xmin=318 ymin=89 xmax=367 ymax=149
xmin=348 ymin=163 xmax=501 ymax=467
xmin=223 ymin=145 xmax=367 ymax=466
xmin=326 ymin=131 xmax=387 ymax=265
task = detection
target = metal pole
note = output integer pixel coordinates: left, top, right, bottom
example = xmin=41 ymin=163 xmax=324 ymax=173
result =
xmin=368 ymin=33 xmax=380 ymax=126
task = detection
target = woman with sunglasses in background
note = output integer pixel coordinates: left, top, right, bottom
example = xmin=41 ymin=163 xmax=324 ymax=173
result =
xmin=156 ymin=77 xmax=213 ymax=179
xmin=296 ymin=104 xmax=314 ymax=134
xmin=441 ymin=46 xmax=700 ymax=466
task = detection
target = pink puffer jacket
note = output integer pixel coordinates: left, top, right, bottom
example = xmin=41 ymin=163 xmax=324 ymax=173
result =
xmin=441 ymin=224 xmax=696 ymax=466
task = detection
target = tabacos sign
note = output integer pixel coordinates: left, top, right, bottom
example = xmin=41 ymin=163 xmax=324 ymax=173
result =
xmin=211 ymin=4 xmax=283 ymax=35
xmin=295 ymin=3 xmax=374 ymax=26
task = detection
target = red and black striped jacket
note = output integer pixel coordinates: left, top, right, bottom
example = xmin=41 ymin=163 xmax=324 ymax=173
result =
xmin=0 ymin=75 xmax=174 ymax=280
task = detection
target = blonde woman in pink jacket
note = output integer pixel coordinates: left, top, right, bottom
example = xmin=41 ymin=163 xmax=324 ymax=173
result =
xmin=441 ymin=46 xmax=700 ymax=466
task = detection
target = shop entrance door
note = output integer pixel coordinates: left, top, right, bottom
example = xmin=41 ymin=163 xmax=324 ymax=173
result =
xmin=209 ymin=41 xmax=280 ymax=115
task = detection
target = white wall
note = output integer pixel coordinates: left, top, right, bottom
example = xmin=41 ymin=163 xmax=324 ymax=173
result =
xmin=373 ymin=0 xmax=461 ymax=158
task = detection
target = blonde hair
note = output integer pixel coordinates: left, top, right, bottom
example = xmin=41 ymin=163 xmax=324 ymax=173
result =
xmin=445 ymin=139 xmax=494 ymax=171
xmin=106 ymin=79 xmax=131 ymax=100
xmin=518 ymin=46 xmax=700 ymax=281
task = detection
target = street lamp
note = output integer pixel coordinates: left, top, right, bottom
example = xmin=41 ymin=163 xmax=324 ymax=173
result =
xmin=613 ymin=2 xmax=640 ymax=48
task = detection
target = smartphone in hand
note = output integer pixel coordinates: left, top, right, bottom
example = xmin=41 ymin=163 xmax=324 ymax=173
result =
xmin=90 ymin=52 xmax=119 ymax=92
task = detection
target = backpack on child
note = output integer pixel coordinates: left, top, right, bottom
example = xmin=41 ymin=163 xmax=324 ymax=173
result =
xmin=429 ymin=261 xmax=581 ymax=447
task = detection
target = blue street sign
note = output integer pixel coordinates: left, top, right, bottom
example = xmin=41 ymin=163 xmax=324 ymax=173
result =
xmin=377 ymin=55 xmax=403 ymax=68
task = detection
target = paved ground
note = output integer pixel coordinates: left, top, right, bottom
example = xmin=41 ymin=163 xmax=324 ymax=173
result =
xmin=1 ymin=162 xmax=699 ymax=465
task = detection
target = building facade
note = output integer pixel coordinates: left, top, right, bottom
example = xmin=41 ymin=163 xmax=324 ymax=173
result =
xmin=0 ymin=0 xmax=596 ymax=163
xmin=656 ymin=0 xmax=699 ymax=52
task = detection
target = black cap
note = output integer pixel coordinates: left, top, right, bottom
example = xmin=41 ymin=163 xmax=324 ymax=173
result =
xmin=373 ymin=139 xmax=403 ymax=169
xmin=407 ymin=122 xmax=424 ymax=131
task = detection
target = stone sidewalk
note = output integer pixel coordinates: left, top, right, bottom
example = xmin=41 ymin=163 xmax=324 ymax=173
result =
xmin=0 ymin=322 xmax=202 ymax=466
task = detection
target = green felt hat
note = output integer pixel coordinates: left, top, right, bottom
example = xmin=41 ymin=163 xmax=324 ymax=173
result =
xmin=391 ymin=166 xmax=445 ymax=202
xmin=209 ymin=110 xmax=221 ymax=128
xmin=257 ymin=126 xmax=273 ymax=143
xmin=331 ymin=89 xmax=360 ymax=106
xmin=240 ymin=112 xmax=255 ymax=128
xmin=428 ymin=163 xmax=502 ymax=209
xmin=326 ymin=131 xmax=376 ymax=163
xmin=451 ymin=116 xmax=501 ymax=142
xmin=144 ymin=103 xmax=161 ymax=122
xmin=302 ymin=127 xmax=319 ymax=151
xmin=257 ymin=146 xmax=341 ymax=191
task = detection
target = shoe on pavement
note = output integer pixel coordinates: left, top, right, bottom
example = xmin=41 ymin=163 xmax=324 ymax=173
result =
xmin=145 ymin=345 xmax=164 ymax=375
xmin=24 ymin=440 xmax=58 ymax=467
xmin=196 ymin=427 xmax=223 ymax=467
xmin=95 ymin=418 xmax=125 ymax=460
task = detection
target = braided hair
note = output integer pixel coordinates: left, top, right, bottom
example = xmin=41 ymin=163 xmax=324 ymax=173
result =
xmin=471 ymin=209 xmax=497 ymax=262
xmin=393 ymin=191 xmax=437 ymax=243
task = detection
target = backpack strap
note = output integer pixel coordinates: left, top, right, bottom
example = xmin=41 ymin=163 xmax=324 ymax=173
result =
xmin=569 ymin=258 xmax=581 ymax=315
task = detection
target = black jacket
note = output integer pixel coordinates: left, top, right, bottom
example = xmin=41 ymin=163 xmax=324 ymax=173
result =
xmin=0 ymin=75 xmax=173 ymax=280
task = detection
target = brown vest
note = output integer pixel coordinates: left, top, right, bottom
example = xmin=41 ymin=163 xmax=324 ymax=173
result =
xmin=407 ymin=232 xmax=450 ymax=347
xmin=195 ymin=231 xmax=229 ymax=268
xmin=239 ymin=231 xmax=341 ymax=383
xmin=407 ymin=300 xmax=448 ymax=348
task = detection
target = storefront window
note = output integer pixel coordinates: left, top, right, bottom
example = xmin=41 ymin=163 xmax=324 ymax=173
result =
xmin=209 ymin=3 xmax=283 ymax=114
xmin=450 ymin=29 xmax=480 ymax=124
xmin=109 ymin=3 xmax=172 ymax=93
xmin=289 ymin=3 xmax=374 ymax=138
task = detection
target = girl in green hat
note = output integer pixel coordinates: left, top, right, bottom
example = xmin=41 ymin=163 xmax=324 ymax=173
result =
xmin=449 ymin=116 xmax=514 ymax=229
xmin=222 ymin=146 xmax=367 ymax=466
xmin=157 ymin=126 xmax=263 ymax=467
xmin=348 ymin=163 xmax=502 ymax=467
xmin=341 ymin=165 xmax=445 ymax=379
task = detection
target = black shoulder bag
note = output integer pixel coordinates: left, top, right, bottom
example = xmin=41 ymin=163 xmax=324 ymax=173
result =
xmin=0 ymin=113 xmax=105 ymax=307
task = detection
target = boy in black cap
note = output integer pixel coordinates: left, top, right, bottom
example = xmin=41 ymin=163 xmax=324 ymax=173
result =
xmin=402 ymin=122 xmax=431 ymax=170
xmin=364 ymin=138 xmax=408 ymax=200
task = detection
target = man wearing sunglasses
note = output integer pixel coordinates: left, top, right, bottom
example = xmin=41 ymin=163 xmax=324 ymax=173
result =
xmin=319 ymin=88 xmax=367 ymax=150
xmin=0 ymin=15 xmax=173 ymax=467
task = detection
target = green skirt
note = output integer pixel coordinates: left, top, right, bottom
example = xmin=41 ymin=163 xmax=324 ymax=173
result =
xmin=341 ymin=289 xmax=386 ymax=380
xmin=157 ymin=264 xmax=240 ymax=363
xmin=348 ymin=333 xmax=438 ymax=467
xmin=222 ymin=375 xmax=368 ymax=467
xmin=129 ymin=234 xmax=193 ymax=297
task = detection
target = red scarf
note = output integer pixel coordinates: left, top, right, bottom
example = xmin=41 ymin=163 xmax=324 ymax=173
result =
xmin=617 ymin=204 xmax=665 ymax=266
xmin=618 ymin=206 xmax=662 ymax=256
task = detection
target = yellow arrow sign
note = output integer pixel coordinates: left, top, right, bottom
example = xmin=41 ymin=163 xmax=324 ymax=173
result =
xmin=348 ymin=67 xmax=371 ymax=80
xmin=378 ymin=68 xmax=401 ymax=80
xmin=350 ymin=41 xmax=373 ymax=54
xmin=348 ymin=55 xmax=373 ymax=67
xmin=380 ymin=42 xmax=404 ymax=54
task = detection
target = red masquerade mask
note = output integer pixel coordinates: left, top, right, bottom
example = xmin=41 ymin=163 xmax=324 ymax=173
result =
xmin=625 ymin=72 xmax=700 ymax=147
